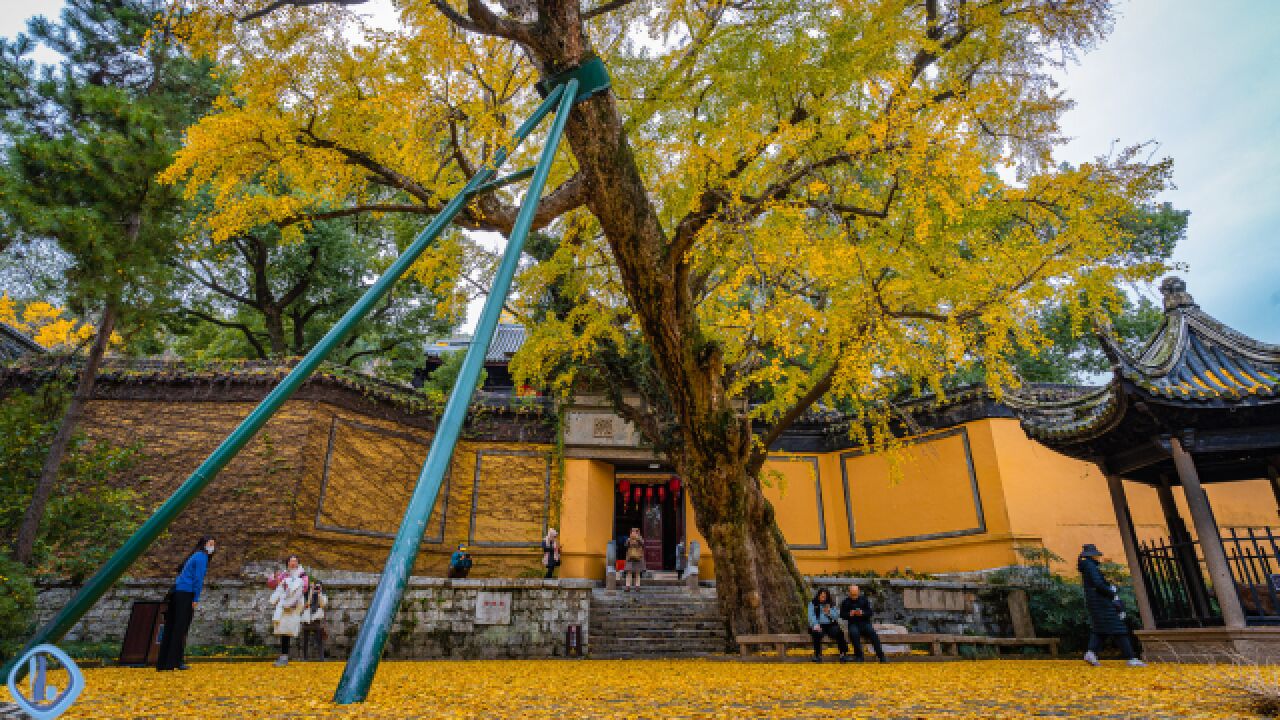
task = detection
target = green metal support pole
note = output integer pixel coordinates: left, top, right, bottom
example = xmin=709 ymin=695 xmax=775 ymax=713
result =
xmin=333 ymin=77 xmax=580 ymax=705
xmin=2 ymin=83 xmax=573 ymax=684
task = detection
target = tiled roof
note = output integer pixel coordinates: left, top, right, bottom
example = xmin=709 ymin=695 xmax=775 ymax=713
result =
xmin=0 ymin=322 xmax=43 ymax=360
xmin=1009 ymin=277 xmax=1280 ymax=444
xmin=1103 ymin=280 xmax=1280 ymax=401
xmin=424 ymin=323 xmax=527 ymax=363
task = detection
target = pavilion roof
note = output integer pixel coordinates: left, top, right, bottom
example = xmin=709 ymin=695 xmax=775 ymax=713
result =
xmin=1006 ymin=277 xmax=1280 ymax=482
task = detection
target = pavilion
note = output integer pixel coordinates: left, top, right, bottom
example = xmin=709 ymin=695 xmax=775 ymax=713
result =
xmin=1010 ymin=277 xmax=1280 ymax=660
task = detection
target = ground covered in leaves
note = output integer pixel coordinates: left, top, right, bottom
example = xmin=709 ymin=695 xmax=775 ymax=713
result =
xmin=53 ymin=659 xmax=1269 ymax=718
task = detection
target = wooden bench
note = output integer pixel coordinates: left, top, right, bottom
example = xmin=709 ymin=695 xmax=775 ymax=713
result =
xmin=736 ymin=632 xmax=1057 ymax=659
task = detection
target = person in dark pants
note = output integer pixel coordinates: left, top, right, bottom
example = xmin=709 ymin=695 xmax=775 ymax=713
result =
xmin=807 ymin=588 xmax=850 ymax=663
xmin=157 ymin=536 xmax=215 ymax=671
xmin=840 ymin=584 xmax=886 ymax=662
xmin=1078 ymin=543 xmax=1145 ymax=667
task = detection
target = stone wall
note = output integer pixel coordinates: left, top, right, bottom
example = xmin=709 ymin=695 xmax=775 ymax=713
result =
xmin=805 ymin=577 xmax=1012 ymax=636
xmin=37 ymin=574 xmax=593 ymax=660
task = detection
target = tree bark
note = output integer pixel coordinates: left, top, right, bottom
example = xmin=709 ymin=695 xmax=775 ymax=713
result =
xmin=519 ymin=0 xmax=808 ymax=636
xmin=12 ymin=303 xmax=117 ymax=565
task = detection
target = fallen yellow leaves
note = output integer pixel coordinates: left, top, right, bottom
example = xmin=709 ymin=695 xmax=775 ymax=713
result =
xmin=54 ymin=659 xmax=1269 ymax=719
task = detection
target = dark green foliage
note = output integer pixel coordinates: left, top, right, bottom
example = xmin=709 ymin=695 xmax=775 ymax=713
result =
xmin=169 ymin=214 xmax=453 ymax=380
xmin=0 ymin=387 xmax=145 ymax=582
xmin=985 ymin=547 xmax=1138 ymax=653
xmin=421 ymin=349 xmax=487 ymax=401
xmin=0 ymin=552 xmax=36 ymax=664
xmin=945 ymin=201 xmax=1188 ymax=387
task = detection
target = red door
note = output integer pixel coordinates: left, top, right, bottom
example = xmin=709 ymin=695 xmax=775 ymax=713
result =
xmin=643 ymin=501 xmax=663 ymax=569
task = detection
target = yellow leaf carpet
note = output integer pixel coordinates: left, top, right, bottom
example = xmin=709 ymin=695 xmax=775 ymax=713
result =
xmin=57 ymin=659 xmax=1267 ymax=719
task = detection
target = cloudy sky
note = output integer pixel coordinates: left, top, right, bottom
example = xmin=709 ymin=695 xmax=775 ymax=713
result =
xmin=3 ymin=0 xmax=1277 ymax=340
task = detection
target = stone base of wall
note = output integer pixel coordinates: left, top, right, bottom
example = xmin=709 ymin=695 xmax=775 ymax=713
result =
xmin=37 ymin=574 xmax=593 ymax=660
xmin=36 ymin=573 xmax=1011 ymax=662
xmin=806 ymin=577 xmax=1010 ymax=637
xmin=1139 ymin=627 xmax=1280 ymax=663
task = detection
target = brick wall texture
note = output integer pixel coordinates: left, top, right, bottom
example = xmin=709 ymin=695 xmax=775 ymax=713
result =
xmin=77 ymin=397 xmax=555 ymax=582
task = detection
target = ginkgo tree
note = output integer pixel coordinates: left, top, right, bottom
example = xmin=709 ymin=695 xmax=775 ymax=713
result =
xmin=168 ymin=0 xmax=1172 ymax=636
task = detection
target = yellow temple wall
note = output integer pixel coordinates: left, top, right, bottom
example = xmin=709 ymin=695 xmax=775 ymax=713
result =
xmin=80 ymin=391 xmax=1277 ymax=584
xmin=659 ymin=418 xmax=1280 ymax=581
xmin=559 ymin=459 xmax=615 ymax=579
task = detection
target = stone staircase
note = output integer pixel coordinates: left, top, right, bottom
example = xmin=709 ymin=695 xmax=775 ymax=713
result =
xmin=588 ymin=581 xmax=727 ymax=658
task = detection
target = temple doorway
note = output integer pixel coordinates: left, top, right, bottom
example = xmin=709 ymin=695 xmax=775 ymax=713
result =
xmin=612 ymin=469 xmax=684 ymax=573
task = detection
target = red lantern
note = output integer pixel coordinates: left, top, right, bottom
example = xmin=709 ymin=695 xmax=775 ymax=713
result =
xmin=645 ymin=486 xmax=654 ymax=503
xmin=633 ymin=487 xmax=641 ymax=504
xmin=669 ymin=476 xmax=681 ymax=494
xmin=619 ymin=479 xmax=630 ymax=497
xmin=658 ymin=486 xmax=666 ymax=503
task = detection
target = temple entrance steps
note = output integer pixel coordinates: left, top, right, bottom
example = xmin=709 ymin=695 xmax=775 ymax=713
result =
xmin=588 ymin=584 xmax=728 ymax=658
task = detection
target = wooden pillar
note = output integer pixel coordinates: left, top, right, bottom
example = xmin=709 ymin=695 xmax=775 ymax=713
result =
xmin=1106 ymin=474 xmax=1156 ymax=630
xmin=1157 ymin=473 xmax=1214 ymax=619
xmin=1170 ymin=436 xmax=1246 ymax=629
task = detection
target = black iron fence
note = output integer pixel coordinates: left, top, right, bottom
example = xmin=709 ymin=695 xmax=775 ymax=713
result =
xmin=1137 ymin=527 xmax=1280 ymax=628
xmin=1224 ymin=527 xmax=1280 ymax=624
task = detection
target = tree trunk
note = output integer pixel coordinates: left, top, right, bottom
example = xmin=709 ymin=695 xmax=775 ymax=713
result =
xmin=681 ymin=454 xmax=809 ymax=637
xmin=263 ymin=306 xmax=287 ymax=356
xmin=13 ymin=303 xmax=117 ymax=565
xmin=520 ymin=0 xmax=809 ymax=634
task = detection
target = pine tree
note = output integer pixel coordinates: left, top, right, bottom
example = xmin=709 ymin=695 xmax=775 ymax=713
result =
xmin=0 ymin=0 xmax=217 ymax=564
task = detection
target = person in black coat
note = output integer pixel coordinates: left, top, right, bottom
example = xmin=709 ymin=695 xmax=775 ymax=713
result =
xmin=840 ymin=584 xmax=886 ymax=662
xmin=1078 ymin=544 xmax=1145 ymax=667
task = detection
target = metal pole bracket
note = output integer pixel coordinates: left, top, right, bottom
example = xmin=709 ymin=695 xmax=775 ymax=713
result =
xmin=535 ymin=56 xmax=611 ymax=105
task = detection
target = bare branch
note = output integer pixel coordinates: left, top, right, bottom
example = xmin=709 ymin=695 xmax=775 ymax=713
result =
xmin=239 ymin=0 xmax=369 ymax=23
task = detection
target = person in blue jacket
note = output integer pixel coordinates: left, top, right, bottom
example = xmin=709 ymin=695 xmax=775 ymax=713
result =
xmin=448 ymin=543 xmax=473 ymax=579
xmin=807 ymin=587 xmax=850 ymax=663
xmin=157 ymin=536 xmax=216 ymax=671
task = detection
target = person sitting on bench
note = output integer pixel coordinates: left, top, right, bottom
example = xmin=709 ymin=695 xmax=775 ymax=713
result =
xmin=807 ymin=587 xmax=850 ymax=663
xmin=840 ymin=584 xmax=886 ymax=663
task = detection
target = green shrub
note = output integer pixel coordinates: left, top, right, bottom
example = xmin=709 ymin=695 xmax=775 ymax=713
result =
xmin=0 ymin=552 xmax=37 ymax=664
xmin=0 ymin=387 xmax=146 ymax=583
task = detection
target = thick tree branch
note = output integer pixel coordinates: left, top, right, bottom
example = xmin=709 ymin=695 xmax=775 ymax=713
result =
xmin=278 ymin=243 xmax=320 ymax=309
xmin=183 ymin=309 xmax=269 ymax=358
xmin=748 ymin=360 xmax=840 ymax=473
xmin=278 ymin=203 xmax=437 ymax=227
xmin=174 ymin=260 xmax=255 ymax=308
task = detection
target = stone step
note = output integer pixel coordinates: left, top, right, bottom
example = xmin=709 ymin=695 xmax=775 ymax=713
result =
xmin=593 ymin=620 xmax=723 ymax=629
xmin=591 ymin=625 xmax=727 ymax=635
xmin=591 ymin=608 xmax=720 ymax=617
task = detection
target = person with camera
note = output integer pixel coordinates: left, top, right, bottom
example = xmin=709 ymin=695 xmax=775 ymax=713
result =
xmin=268 ymin=554 xmax=308 ymax=667
xmin=449 ymin=543 xmax=473 ymax=578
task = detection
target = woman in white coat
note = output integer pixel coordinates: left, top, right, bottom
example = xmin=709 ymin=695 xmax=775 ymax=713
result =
xmin=268 ymin=554 xmax=308 ymax=667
